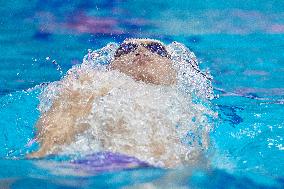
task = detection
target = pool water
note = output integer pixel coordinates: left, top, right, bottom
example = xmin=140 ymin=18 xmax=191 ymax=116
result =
xmin=0 ymin=0 xmax=283 ymax=188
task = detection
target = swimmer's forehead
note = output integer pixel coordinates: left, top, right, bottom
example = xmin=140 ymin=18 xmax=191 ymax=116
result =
xmin=123 ymin=38 xmax=166 ymax=45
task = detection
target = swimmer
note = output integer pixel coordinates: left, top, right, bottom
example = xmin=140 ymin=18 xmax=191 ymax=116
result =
xmin=110 ymin=38 xmax=176 ymax=85
xmin=28 ymin=38 xmax=212 ymax=168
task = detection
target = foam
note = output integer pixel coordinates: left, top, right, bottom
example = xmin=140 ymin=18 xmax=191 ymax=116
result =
xmin=37 ymin=41 xmax=215 ymax=167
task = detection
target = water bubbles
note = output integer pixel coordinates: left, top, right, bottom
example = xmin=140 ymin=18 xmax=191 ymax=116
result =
xmin=51 ymin=60 xmax=63 ymax=77
xmin=267 ymin=138 xmax=284 ymax=150
xmin=36 ymin=40 xmax=215 ymax=167
xmin=83 ymin=42 xmax=119 ymax=67
xmin=87 ymin=49 xmax=92 ymax=61
xmin=167 ymin=41 xmax=214 ymax=100
xmin=254 ymin=113 xmax=261 ymax=118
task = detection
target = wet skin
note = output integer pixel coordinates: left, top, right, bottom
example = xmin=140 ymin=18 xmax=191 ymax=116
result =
xmin=110 ymin=39 xmax=177 ymax=85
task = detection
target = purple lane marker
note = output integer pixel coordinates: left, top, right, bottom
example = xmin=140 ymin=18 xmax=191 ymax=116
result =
xmin=70 ymin=152 xmax=150 ymax=173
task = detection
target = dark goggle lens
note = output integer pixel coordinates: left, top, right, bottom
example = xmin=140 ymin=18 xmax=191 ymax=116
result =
xmin=114 ymin=43 xmax=138 ymax=57
xmin=114 ymin=42 xmax=169 ymax=58
xmin=145 ymin=42 xmax=168 ymax=57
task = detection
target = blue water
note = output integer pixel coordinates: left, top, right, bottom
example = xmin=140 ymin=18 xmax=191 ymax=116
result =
xmin=0 ymin=0 xmax=283 ymax=188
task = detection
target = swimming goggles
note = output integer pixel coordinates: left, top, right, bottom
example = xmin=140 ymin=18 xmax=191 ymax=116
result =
xmin=114 ymin=41 xmax=170 ymax=58
xmin=114 ymin=40 xmax=212 ymax=80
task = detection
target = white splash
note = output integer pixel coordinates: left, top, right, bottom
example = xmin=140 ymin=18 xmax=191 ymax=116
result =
xmin=37 ymin=41 xmax=215 ymax=167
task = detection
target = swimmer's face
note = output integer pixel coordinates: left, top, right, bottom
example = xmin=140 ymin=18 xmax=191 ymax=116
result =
xmin=110 ymin=39 xmax=177 ymax=85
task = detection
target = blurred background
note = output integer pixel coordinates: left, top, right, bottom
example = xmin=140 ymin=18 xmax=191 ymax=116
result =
xmin=0 ymin=0 xmax=283 ymax=97
xmin=0 ymin=1 xmax=283 ymax=187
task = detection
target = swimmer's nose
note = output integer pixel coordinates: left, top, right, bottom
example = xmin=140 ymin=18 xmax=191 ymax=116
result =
xmin=135 ymin=46 xmax=148 ymax=57
xmin=135 ymin=52 xmax=149 ymax=59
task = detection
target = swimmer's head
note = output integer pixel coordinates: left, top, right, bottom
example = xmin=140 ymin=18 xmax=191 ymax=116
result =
xmin=110 ymin=38 xmax=177 ymax=85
